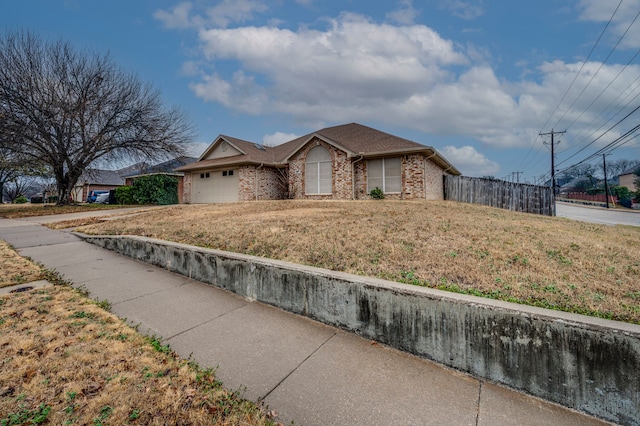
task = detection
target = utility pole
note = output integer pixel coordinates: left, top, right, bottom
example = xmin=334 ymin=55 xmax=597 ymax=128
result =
xmin=540 ymin=129 xmax=566 ymax=216
xmin=603 ymin=153 xmax=610 ymax=209
xmin=512 ymin=171 xmax=523 ymax=183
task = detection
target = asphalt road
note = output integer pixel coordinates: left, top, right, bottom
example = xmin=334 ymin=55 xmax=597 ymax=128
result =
xmin=556 ymin=202 xmax=640 ymax=227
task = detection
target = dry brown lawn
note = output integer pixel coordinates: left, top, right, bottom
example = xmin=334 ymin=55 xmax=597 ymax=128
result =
xmin=75 ymin=200 xmax=640 ymax=323
xmin=0 ymin=203 xmax=139 ymax=219
xmin=0 ymin=245 xmax=274 ymax=425
xmin=0 ymin=240 xmax=42 ymax=288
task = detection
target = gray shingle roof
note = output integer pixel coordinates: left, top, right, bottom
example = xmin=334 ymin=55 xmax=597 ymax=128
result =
xmin=177 ymin=123 xmax=460 ymax=175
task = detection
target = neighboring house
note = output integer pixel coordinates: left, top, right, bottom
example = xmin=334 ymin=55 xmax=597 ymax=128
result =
xmin=123 ymin=156 xmax=197 ymax=203
xmin=176 ymin=122 xmax=461 ymax=204
xmin=72 ymin=168 xmax=130 ymax=203
xmin=73 ymin=157 xmax=198 ymax=203
xmin=619 ymin=166 xmax=640 ymax=192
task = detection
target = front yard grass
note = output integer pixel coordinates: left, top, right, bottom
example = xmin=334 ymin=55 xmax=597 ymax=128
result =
xmin=0 ymin=240 xmax=43 ymax=288
xmin=75 ymin=200 xmax=640 ymax=324
xmin=0 ymin=243 xmax=275 ymax=425
xmin=0 ymin=203 xmax=141 ymax=219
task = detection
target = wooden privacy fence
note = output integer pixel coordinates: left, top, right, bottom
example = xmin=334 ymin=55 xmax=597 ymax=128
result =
xmin=564 ymin=192 xmax=616 ymax=204
xmin=444 ymin=176 xmax=554 ymax=216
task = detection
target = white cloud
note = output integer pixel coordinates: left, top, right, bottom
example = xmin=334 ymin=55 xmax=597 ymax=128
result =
xmin=440 ymin=146 xmax=500 ymax=176
xmin=438 ymin=0 xmax=485 ymax=20
xmin=194 ymin=13 xmax=468 ymax=118
xmin=154 ymin=0 xmax=268 ymax=30
xmin=166 ymin=7 xmax=640 ymax=152
xmin=387 ymin=0 xmax=419 ymax=25
xmin=205 ymin=0 xmax=268 ymax=28
xmin=578 ymin=0 xmax=640 ymax=49
xmin=190 ymin=71 xmax=267 ymax=114
xmin=263 ymin=132 xmax=299 ymax=146
xmin=154 ymin=2 xmax=194 ymax=29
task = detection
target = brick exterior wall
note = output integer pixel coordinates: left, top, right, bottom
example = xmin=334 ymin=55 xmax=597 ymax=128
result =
xmin=183 ymin=173 xmax=192 ymax=204
xmin=353 ymin=153 xmax=445 ymax=201
xmin=180 ymin=147 xmax=448 ymax=204
xmin=401 ymin=154 xmax=425 ymax=200
xmin=424 ymin=158 xmax=445 ymax=200
xmin=238 ymin=166 xmax=287 ymax=201
xmin=288 ymin=137 xmax=353 ymax=200
xmin=353 ymin=160 xmax=367 ymax=199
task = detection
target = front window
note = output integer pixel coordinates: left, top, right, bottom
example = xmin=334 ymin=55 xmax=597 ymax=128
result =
xmin=367 ymin=158 xmax=401 ymax=193
xmin=305 ymin=146 xmax=332 ymax=194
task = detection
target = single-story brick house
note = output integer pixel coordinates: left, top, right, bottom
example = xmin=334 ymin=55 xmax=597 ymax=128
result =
xmin=176 ymin=123 xmax=461 ymax=203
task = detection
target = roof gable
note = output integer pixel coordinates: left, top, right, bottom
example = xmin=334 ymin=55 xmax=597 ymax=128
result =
xmin=281 ymin=133 xmax=355 ymax=162
xmin=199 ymin=136 xmax=247 ymax=161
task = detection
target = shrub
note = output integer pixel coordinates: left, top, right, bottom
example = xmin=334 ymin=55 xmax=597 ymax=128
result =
xmin=611 ymin=186 xmax=633 ymax=208
xmin=370 ymin=187 xmax=385 ymax=199
xmin=13 ymin=195 xmax=28 ymax=204
xmin=115 ymin=186 xmax=135 ymax=205
xmin=611 ymin=185 xmax=631 ymax=200
xmin=132 ymin=175 xmax=178 ymax=205
xmin=619 ymin=198 xmax=633 ymax=208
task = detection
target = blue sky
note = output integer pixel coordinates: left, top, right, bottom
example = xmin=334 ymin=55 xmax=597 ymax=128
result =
xmin=3 ymin=0 xmax=640 ymax=182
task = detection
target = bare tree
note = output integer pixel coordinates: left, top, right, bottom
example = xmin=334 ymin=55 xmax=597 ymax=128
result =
xmin=604 ymin=159 xmax=640 ymax=177
xmin=0 ymin=31 xmax=194 ymax=204
xmin=3 ymin=175 xmax=39 ymax=202
xmin=0 ymin=148 xmax=23 ymax=202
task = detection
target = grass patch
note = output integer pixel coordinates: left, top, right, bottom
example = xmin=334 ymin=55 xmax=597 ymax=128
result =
xmin=0 ymin=285 xmax=275 ymax=425
xmin=0 ymin=242 xmax=275 ymax=424
xmin=0 ymin=203 xmax=141 ymax=219
xmin=76 ymin=200 xmax=640 ymax=324
xmin=0 ymin=240 xmax=43 ymax=288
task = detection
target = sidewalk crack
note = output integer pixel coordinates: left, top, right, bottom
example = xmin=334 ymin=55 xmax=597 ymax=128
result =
xmin=259 ymin=330 xmax=338 ymax=402
xmin=476 ymin=380 xmax=483 ymax=426
xmin=164 ymin=303 xmax=249 ymax=341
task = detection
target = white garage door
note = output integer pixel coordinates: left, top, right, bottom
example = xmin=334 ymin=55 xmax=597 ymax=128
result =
xmin=191 ymin=169 xmax=239 ymax=203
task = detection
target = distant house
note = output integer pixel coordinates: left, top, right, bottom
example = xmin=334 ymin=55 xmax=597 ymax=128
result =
xmin=72 ymin=168 xmax=132 ymax=203
xmin=72 ymin=156 xmax=197 ymax=203
xmin=176 ymin=123 xmax=460 ymax=204
xmin=619 ymin=166 xmax=640 ymax=192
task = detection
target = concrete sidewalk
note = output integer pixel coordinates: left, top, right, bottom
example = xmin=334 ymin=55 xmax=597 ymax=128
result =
xmin=0 ymin=212 xmax=610 ymax=425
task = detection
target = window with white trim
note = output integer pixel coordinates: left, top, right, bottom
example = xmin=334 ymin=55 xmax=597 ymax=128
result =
xmin=367 ymin=158 xmax=402 ymax=193
xmin=305 ymin=146 xmax=332 ymax=194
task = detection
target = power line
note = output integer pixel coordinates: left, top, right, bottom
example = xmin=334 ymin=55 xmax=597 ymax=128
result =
xmin=552 ymin=7 xmax=640 ymax=130
xmin=517 ymin=0 xmax=624 ymax=173
xmin=557 ymin=71 xmax=640 ymax=154
xmin=557 ymin=45 xmax=640 ymax=139
xmin=556 ymin=124 xmax=640 ymax=176
xmin=555 ymin=102 xmax=640 ymax=168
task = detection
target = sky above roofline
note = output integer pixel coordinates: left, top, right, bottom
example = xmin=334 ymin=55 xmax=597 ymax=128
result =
xmin=3 ymin=0 xmax=640 ymax=182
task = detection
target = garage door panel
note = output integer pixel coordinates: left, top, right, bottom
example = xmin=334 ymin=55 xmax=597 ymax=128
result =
xmin=192 ymin=170 xmax=238 ymax=203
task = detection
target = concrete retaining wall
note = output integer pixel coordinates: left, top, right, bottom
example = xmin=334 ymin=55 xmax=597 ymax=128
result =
xmin=79 ymin=234 xmax=640 ymax=425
